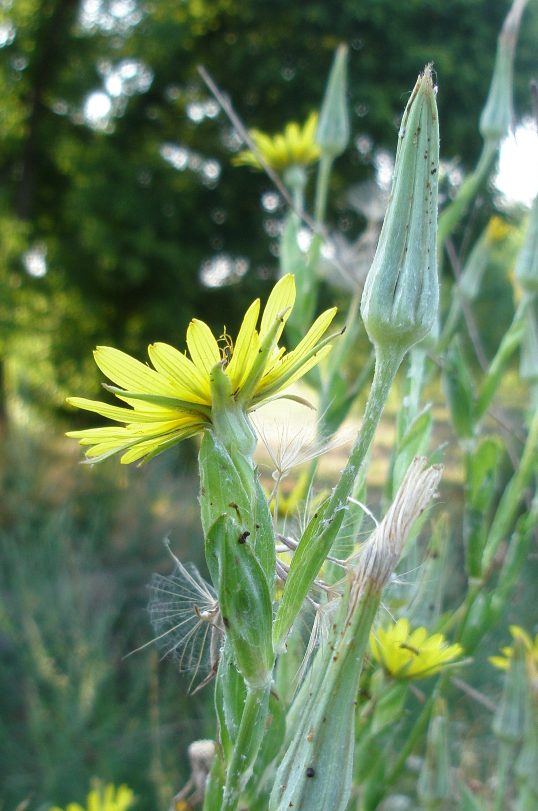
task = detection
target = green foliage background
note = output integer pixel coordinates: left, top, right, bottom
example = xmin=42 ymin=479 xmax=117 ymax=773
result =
xmin=1 ymin=2 xmax=537 ymax=809
xmin=1 ymin=0 xmax=537 ymax=415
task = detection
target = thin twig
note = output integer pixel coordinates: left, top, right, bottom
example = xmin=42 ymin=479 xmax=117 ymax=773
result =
xmin=197 ymin=65 xmax=324 ymax=239
xmin=197 ymin=65 xmax=360 ymax=284
xmin=451 ymin=676 xmax=496 ymax=712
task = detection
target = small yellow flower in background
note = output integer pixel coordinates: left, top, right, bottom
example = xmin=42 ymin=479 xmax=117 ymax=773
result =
xmin=489 ymin=625 xmax=538 ymax=672
xmin=67 ymin=274 xmax=337 ymax=465
xmin=233 ymin=112 xmax=321 ymax=172
xmin=485 ymin=214 xmax=512 ymax=243
xmin=50 ymin=782 xmax=134 ymax=811
xmin=369 ymin=618 xmax=463 ymax=680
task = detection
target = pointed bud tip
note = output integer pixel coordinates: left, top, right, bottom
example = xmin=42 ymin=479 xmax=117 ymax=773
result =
xmin=414 ymin=64 xmax=438 ymax=107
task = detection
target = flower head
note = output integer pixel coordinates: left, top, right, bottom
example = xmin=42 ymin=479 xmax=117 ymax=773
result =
xmin=489 ymin=625 xmax=538 ymax=673
xmin=67 ymin=274 xmax=337 ymax=464
xmin=369 ymin=618 xmax=463 ymax=680
xmin=360 ymin=65 xmax=439 ymax=356
xmin=50 ymin=782 xmax=134 ymax=811
xmin=233 ymin=112 xmax=321 ymax=172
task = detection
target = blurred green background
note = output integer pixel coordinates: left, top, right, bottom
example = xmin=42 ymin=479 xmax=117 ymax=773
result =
xmin=1 ymin=1 xmax=537 ymax=809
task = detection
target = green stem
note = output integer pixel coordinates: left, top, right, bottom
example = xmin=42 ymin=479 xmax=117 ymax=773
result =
xmin=314 ymin=153 xmax=333 ymax=224
xmin=272 ymin=345 xmax=403 ymax=650
xmin=220 ymin=684 xmax=270 ymax=811
xmin=296 ymin=292 xmax=369 ymax=501
xmin=437 ymin=140 xmax=498 ymax=256
xmin=476 ymin=296 xmax=530 ymax=419
xmin=482 ymin=407 xmax=538 ymax=570
xmin=494 ymin=742 xmax=513 ymax=811
xmin=384 ymin=691 xmax=436 ymax=788
xmin=397 ymin=347 xmax=426 ymax=442
xmin=438 ymin=293 xmax=462 ymax=351
xmin=329 ymin=345 xmax=403 ymax=514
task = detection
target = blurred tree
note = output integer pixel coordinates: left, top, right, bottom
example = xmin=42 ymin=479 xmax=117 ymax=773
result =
xmin=0 ymin=0 xmax=536 ymax=417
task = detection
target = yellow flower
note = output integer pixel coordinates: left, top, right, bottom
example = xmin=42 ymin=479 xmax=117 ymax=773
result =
xmin=369 ymin=618 xmax=463 ymax=680
xmin=233 ymin=112 xmax=321 ymax=172
xmin=67 ymin=274 xmax=337 ymax=465
xmin=485 ymin=215 xmax=511 ymax=243
xmin=489 ymin=625 xmax=538 ymax=672
xmin=50 ymin=782 xmax=134 ymax=811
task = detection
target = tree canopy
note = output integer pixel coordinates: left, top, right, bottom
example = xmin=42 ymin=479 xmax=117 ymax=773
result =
xmin=1 ymin=0 xmax=536 ymax=414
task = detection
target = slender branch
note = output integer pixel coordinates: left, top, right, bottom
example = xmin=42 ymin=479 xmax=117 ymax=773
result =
xmin=450 ymin=676 xmax=496 ymax=713
xmin=197 ymin=65 xmax=321 ymax=237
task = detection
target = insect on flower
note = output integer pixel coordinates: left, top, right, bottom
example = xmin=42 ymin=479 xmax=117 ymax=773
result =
xmin=369 ymin=618 xmax=463 ymax=681
xmin=66 ymin=274 xmax=337 ymax=464
xmin=130 ymin=541 xmax=223 ymax=693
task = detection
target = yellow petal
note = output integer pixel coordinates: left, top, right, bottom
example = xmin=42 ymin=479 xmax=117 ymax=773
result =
xmin=259 ymin=274 xmax=296 ymax=340
xmin=251 ymin=130 xmax=276 ymax=155
xmin=303 ymin=111 xmax=318 ymax=143
xmin=258 ymin=307 xmax=336 ymax=394
xmin=186 ymin=319 xmax=220 ymax=376
xmin=226 ymin=298 xmax=261 ymax=390
xmin=67 ymin=426 xmax=134 ymax=442
xmin=509 ymin=625 xmax=533 ymax=650
xmin=408 ymin=627 xmax=429 ymax=648
xmin=286 ymin=121 xmax=301 ymax=151
xmin=394 ymin=618 xmax=410 ymax=641
xmin=66 ymin=397 xmax=183 ymax=423
xmin=489 ymin=655 xmax=510 ymax=670
xmin=259 ymin=344 xmax=333 ymax=397
xmin=94 ymin=347 xmax=175 ymax=395
xmin=119 ymin=424 xmax=203 ymax=464
xmin=148 ymin=342 xmax=211 ymax=403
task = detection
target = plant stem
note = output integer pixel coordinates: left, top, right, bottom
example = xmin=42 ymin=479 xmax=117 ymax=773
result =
xmin=482 ymin=407 xmax=538 ymax=570
xmin=329 ymin=345 xmax=403 ymax=513
xmin=493 ymin=742 xmax=513 ymax=811
xmin=384 ymin=691 xmax=436 ymax=788
xmin=220 ymin=684 xmax=270 ymax=811
xmin=437 ymin=140 xmax=498 ymax=256
xmin=314 ymin=154 xmax=333 ymax=224
xmin=476 ymin=296 xmax=529 ymax=419
xmin=272 ymin=345 xmax=403 ymax=650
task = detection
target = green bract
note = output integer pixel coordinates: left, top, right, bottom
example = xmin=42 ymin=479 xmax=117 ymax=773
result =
xmin=209 ymin=514 xmax=274 ymax=689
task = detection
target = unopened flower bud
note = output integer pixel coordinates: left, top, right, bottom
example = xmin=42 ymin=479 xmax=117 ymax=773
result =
xmin=515 ymin=195 xmax=538 ymax=295
xmin=316 ymin=44 xmax=350 ymax=158
xmin=361 ymin=66 xmax=439 ymax=357
xmin=479 ymin=0 xmax=529 ymax=142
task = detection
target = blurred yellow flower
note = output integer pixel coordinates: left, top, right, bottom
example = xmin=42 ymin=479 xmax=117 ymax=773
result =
xmin=67 ymin=274 xmax=337 ymax=464
xmin=489 ymin=625 xmax=538 ymax=671
xmin=485 ymin=214 xmax=512 ymax=243
xmin=233 ymin=112 xmax=321 ymax=171
xmin=50 ymin=782 xmax=134 ymax=811
xmin=369 ymin=618 xmax=463 ymax=680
